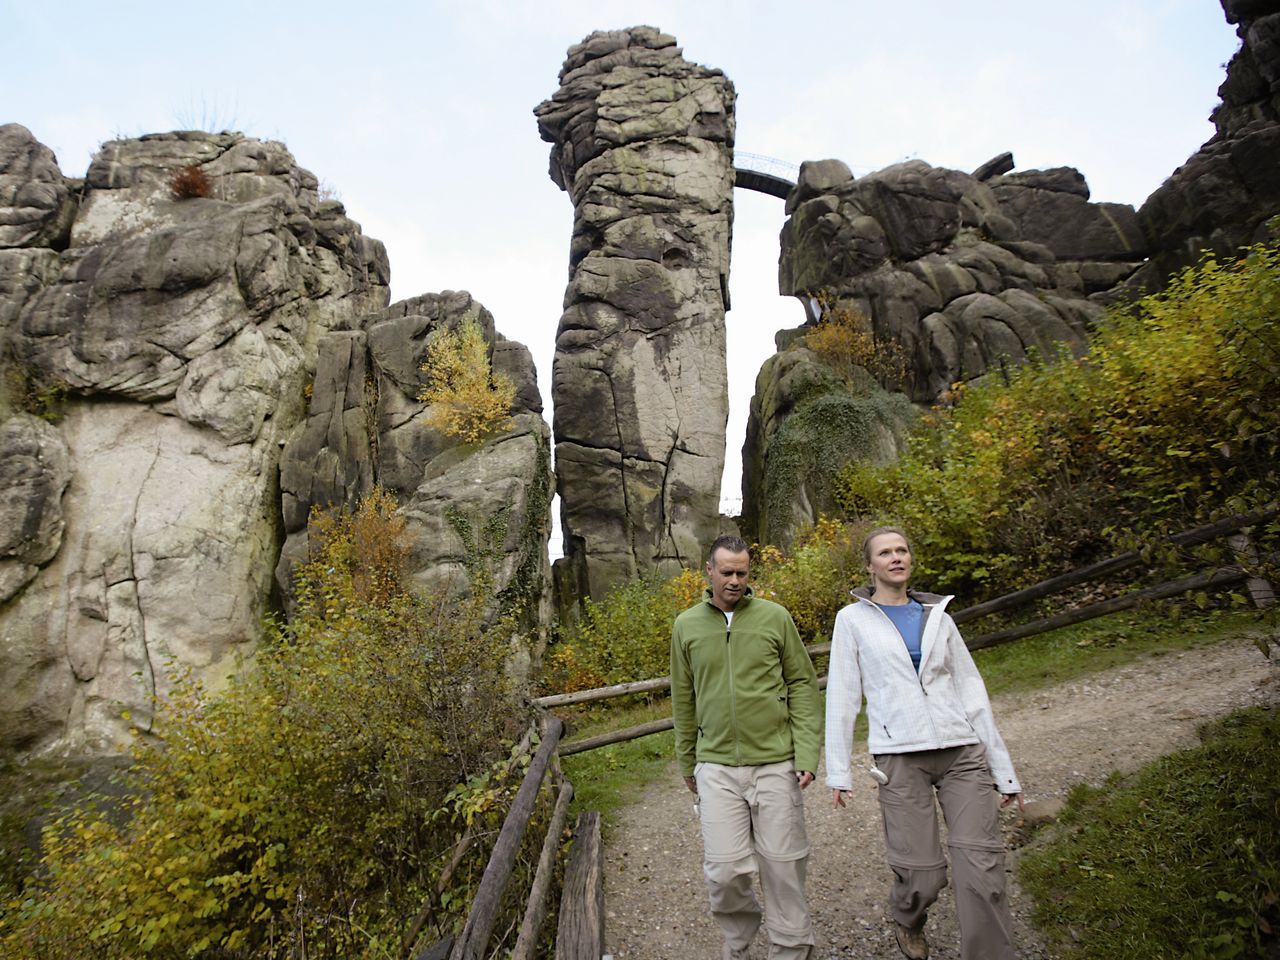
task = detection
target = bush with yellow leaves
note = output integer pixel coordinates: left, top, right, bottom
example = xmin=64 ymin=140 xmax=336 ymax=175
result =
xmin=418 ymin=319 xmax=515 ymax=443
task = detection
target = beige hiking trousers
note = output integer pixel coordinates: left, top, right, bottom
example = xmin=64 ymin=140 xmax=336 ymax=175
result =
xmin=875 ymin=743 xmax=1016 ymax=960
xmin=695 ymin=760 xmax=816 ymax=960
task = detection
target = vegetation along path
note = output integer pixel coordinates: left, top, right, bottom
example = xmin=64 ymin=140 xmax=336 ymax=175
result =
xmin=598 ymin=634 xmax=1278 ymax=959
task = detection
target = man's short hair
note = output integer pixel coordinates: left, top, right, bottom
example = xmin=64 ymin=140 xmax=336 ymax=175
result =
xmin=707 ymin=534 xmax=749 ymax=564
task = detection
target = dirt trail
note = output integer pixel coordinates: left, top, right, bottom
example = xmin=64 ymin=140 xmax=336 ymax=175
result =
xmin=599 ymin=636 xmax=1278 ymax=959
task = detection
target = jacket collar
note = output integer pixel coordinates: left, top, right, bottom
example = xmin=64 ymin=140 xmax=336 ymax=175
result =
xmin=703 ymin=585 xmax=754 ymax=610
xmin=851 ymin=585 xmax=950 ymax=606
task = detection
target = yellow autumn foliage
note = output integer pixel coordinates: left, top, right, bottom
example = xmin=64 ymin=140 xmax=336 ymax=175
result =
xmin=418 ymin=319 xmax=515 ymax=443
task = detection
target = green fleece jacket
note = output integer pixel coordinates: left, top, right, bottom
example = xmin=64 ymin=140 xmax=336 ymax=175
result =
xmin=670 ymin=589 xmax=821 ymax=778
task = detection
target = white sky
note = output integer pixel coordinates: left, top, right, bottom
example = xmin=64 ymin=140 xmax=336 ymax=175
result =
xmin=3 ymin=1 xmax=1241 ymax=513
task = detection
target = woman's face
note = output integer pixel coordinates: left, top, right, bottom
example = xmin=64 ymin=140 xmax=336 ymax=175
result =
xmin=866 ymin=532 xmax=912 ymax=590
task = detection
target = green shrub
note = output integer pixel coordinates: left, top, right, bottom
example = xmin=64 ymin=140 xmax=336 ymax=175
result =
xmin=541 ymin=519 xmax=867 ymax=695
xmin=543 ymin=569 xmax=705 ymax=692
xmin=804 ymin=291 xmax=910 ymax=389
xmin=835 ymin=241 xmax=1280 ymax=599
xmin=1 ymin=492 xmax=531 ymax=959
xmin=1019 ymin=705 xmax=1280 ymax=959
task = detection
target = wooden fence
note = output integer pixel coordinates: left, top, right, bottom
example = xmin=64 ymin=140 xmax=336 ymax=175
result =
xmin=415 ymin=508 xmax=1276 ymax=958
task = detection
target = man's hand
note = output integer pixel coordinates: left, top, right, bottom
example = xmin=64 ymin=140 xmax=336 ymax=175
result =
xmin=831 ymin=789 xmax=848 ymax=809
xmin=795 ymin=770 xmax=813 ymax=790
xmin=1000 ymin=792 xmax=1025 ymax=811
xmin=683 ymin=775 xmax=698 ymax=794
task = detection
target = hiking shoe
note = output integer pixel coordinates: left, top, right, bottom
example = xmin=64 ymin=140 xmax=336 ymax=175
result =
xmin=893 ymin=921 xmax=929 ymax=960
xmin=723 ymin=945 xmax=751 ymax=960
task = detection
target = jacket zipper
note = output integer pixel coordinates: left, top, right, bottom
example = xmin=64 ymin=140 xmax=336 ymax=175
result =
xmin=867 ymin=597 xmax=941 ymax=742
xmin=725 ymin=617 xmax=741 ymax=765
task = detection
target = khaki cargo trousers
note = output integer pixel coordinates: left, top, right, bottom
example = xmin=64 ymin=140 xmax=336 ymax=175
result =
xmin=875 ymin=743 xmax=1016 ymax=960
xmin=695 ymin=760 xmax=816 ymax=960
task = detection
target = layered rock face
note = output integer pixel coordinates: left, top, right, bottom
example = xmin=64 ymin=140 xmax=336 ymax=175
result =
xmin=747 ymin=156 xmax=1144 ymax=544
xmin=277 ymin=291 xmax=554 ymax=653
xmin=535 ymin=27 xmax=735 ymax=601
xmin=1 ymin=127 xmax=553 ymax=758
xmin=0 ymin=127 xmax=390 ymax=756
xmin=1133 ymin=0 xmax=1280 ymax=287
xmin=777 ymin=157 xmax=1136 ymax=404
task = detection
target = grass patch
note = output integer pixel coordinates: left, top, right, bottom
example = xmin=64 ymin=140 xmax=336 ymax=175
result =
xmin=558 ymin=699 xmax=676 ymax=830
xmin=971 ymin=605 xmax=1265 ymax=699
xmin=1018 ymin=704 xmax=1280 ymax=959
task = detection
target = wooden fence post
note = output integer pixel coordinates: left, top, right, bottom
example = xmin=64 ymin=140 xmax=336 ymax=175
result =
xmin=512 ymin=781 xmax=576 ymax=960
xmin=555 ymin=811 xmax=604 ymax=960
xmin=1228 ymin=533 xmax=1276 ymax=608
xmin=448 ymin=717 xmax=564 ymax=960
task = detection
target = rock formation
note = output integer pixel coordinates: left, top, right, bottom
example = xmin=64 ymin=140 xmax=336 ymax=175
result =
xmin=0 ymin=127 xmax=551 ymax=759
xmin=776 ymin=157 xmax=1135 ymax=404
xmin=277 ymin=291 xmax=554 ymax=653
xmin=741 ymin=333 xmax=917 ymax=549
xmin=0 ymin=127 xmax=390 ymax=756
xmin=743 ymin=154 xmax=1136 ymax=545
xmin=1131 ymin=0 xmax=1280 ymax=288
xmin=535 ymin=26 xmax=735 ymax=602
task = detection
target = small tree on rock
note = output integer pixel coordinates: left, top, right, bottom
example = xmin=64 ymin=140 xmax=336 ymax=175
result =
xmin=418 ymin=319 xmax=515 ymax=443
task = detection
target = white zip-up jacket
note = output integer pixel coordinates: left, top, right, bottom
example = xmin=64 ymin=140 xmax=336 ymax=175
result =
xmin=824 ymin=588 xmax=1021 ymax=794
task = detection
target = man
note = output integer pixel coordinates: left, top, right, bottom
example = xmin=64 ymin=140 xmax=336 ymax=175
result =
xmin=671 ymin=534 xmax=821 ymax=960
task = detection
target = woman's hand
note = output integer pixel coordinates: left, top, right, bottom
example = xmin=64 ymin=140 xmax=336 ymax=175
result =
xmin=1000 ymin=792 xmax=1025 ymax=811
xmin=832 ymin=788 xmax=849 ymax=809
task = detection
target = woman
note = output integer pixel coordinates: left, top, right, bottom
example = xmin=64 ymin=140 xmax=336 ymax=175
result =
xmin=825 ymin=527 xmax=1023 ymax=960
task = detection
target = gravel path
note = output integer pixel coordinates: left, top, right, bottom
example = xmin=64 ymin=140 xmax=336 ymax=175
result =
xmin=600 ymin=636 xmax=1279 ymax=959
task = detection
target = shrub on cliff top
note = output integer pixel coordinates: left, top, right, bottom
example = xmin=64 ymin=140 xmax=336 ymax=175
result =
xmin=169 ymin=163 xmax=211 ymax=199
xmin=804 ymin=292 xmax=910 ymax=390
xmin=1 ymin=491 xmax=529 ymax=959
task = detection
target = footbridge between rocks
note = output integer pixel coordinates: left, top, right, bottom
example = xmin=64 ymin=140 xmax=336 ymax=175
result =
xmin=734 ymin=151 xmax=798 ymax=198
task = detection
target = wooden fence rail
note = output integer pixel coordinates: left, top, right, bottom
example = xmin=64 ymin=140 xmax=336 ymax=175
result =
xmin=966 ymin=565 xmax=1250 ymax=650
xmin=952 ymin=507 xmax=1278 ymax=625
xmin=512 ymin=782 xmax=575 ymax=960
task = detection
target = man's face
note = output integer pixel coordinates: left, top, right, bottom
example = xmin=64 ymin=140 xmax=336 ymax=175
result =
xmin=706 ymin=548 xmax=750 ymax=611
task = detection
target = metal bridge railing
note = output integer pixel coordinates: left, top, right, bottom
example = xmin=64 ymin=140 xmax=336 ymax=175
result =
xmin=734 ymin=151 xmax=800 ymax=183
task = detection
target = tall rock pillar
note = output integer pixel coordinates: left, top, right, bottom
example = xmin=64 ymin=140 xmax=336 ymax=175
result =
xmin=535 ymin=27 xmax=735 ymax=602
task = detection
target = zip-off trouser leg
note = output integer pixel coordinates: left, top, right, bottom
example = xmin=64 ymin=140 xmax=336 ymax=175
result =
xmin=696 ymin=760 xmax=815 ymax=960
xmin=875 ymin=744 xmax=1016 ymax=960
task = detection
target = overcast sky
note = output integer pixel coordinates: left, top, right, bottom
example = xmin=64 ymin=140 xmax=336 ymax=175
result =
xmin=3 ymin=1 xmax=1242 ymax=510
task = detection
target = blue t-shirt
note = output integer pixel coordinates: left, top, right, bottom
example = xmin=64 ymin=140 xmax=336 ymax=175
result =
xmin=876 ymin=599 xmax=924 ymax=671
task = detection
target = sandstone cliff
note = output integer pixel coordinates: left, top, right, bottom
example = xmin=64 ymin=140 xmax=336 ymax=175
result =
xmin=0 ymin=127 xmax=550 ymax=758
xmin=1131 ymin=0 xmax=1280 ymax=288
xmin=535 ymin=27 xmax=735 ymax=603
